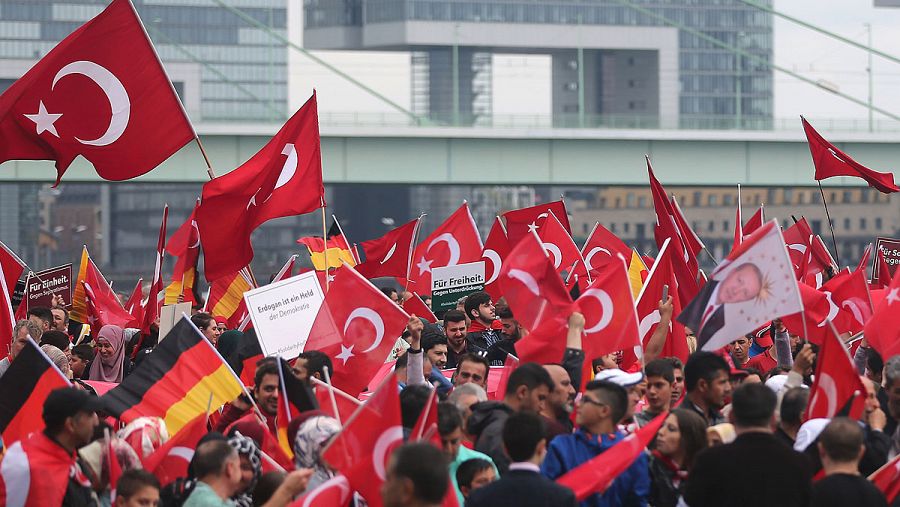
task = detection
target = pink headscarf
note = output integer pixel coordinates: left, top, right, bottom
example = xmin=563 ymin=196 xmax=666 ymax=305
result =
xmin=89 ymin=325 xmax=126 ymax=383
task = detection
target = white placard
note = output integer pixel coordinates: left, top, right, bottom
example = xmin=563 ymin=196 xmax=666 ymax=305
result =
xmin=159 ymin=302 xmax=192 ymax=342
xmin=244 ymin=271 xmax=325 ymax=359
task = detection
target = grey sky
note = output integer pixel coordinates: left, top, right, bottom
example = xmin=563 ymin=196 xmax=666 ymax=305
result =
xmin=287 ymin=1 xmax=900 ymax=123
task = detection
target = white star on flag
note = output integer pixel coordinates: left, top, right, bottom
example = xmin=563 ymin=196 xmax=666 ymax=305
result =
xmin=417 ymin=257 xmax=433 ymax=275
xmin=336 ymin=344 xmax=355 ymax=365
xmin=887 ymin=288 xmax=900 ymax=306
xmin=24 ymin=101 xmax=62 ymax=138
xmin=527 ymin=222 xmax=539 ymax=233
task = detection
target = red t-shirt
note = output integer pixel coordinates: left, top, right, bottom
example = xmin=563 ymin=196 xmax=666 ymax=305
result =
xmin=746 ymin=351 xmax=777 ymax=375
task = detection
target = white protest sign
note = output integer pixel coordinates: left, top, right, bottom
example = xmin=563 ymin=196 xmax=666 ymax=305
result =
xmin=244 ymin=271 xmax=325 ymax=359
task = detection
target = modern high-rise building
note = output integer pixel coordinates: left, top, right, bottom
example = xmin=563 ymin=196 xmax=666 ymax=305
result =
xmin=304 ymin=0 xmax=774 ymax=129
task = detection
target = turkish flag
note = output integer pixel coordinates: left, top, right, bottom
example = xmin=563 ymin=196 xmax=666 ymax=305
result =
xmin=804 ymin=327 xmax=866 ymax=421
xmin=802 ymin=117 xmax=899 ymax=193
xmin=0 ymin=0 xmax=194 ymax=185
xmin=648 ymin=159 xmax=699 ymax=303
xmin=406 ymin=203 xmax=482 ymax=294
xmin=288 ymin=475 xmax=352 ymax=507
xmin=402 ymin=292 xmax=437 ymax=323
xmin=581 ymin=222 xmax=631 ymax=273
xmin=322 ymin=374 xmax=402 ymax=507
xmin=857 ymin=243 xmax=873 ymax=276
xmin=0 ymin=240 xmax=25 ymax=302
xmin=870 ymin=452 xmax=900 ymax=503
xmin=198 ymin=92 xmax=324 ymax=281
xmin=503 ymin=200 xmax=570 ymax=246
xmin=164 ymin=200 xmax=201 ymax=305
xmin=107 ymin=436 xmax=123 ymax=502
xmin=864 ymin=269 xmax=900 ymax=360
xmin=876 ymin=249 xmax=893 ymax=289
xmin=783 ymin=218 xmax=815 ymax=275
xmin=631 ymin=239 xmax=688 ymax=367
xmin=143 ymin=414 xmax=208 ymax=486
xmin=314 ymin=384 xmax=362 ymax=423
xmin=498 ymin=229 xmax=573 ymax=334
xmin=576 ymin=259 xmax=641 ymax=380
xmin=670 ymin=195 xmax=705 ymax=261
xmin=83 ymin=264 xmax=133 ymax=330
xmin=557 ymin=411 xmax=666 ymax=501
xmin=781 ymin=283 xmax=832 ymax=345
xmin=538 ymin=210 xmax=589 ymax=283
xmin=0 ymin=253 xmax=17 ymax=361
xmin=410 ymin=387 xmax=441 ymax=446
xmin=743 ymin=205 xmax=764 ymax=236
xmin=306 ymin=266 xmax=410 ymax=396
xmin=356 ymin=217 xmax=420 ymax=280
xmin=122 ymin=278 xmax=143 ymax=329
xmin=141 ymin=206 xmax=168 ymax=339
xmin=482 ymin=217 xmax=511 ymax=300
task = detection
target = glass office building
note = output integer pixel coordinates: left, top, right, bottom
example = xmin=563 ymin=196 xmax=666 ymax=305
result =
xmin=305 ymin=0 xmax=773 ymax=129
xmin=0 ymin=0 xmax=288 ymax=122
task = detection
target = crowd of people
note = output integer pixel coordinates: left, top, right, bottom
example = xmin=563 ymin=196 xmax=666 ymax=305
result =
xmin=1 ymin=279 xmax=897 ymax=507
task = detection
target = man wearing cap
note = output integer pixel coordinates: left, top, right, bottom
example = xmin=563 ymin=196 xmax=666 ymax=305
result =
xmin=0 ymin=387 xmax=102 ymax=506
xmin=594 ymin=368 xmax=645 ymax=433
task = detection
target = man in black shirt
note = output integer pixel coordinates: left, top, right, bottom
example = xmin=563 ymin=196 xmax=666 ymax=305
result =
xmin=810 ymin=417 xmax=887 ymax=507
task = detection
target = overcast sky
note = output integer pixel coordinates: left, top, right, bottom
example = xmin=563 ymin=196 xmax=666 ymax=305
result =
xmin=287 ymin=0 xmax=900 ymax=123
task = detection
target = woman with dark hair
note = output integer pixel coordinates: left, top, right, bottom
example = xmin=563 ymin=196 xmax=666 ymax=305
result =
xmin=649 ymin=408 xmax=709 ymax=507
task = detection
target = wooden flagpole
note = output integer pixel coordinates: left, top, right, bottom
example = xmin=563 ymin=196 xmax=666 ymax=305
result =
xmin=817 ymin=182 xmax=842 ymax=266
xmin=321 ymin=205 xmax=329 ymax=291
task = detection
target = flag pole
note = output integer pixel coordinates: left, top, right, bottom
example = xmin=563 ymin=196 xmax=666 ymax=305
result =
xmin=404 ymin=214 xmax=426 ymax=295
xmin=321 ymin=205 xmax=330 ymax=291
xmin=817 ymin=182 xmax=842 ymax=266
xmin=195 ymin=139 xmax=216 ymax=180
xmin=332 ymin=215 xmax=358 ymax=264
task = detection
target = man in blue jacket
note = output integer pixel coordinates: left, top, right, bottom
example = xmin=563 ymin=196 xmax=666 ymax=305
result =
xmin=540 ymin=379 xmax=650 ymax=507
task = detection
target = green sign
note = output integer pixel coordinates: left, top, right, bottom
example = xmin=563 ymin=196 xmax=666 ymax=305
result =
xmin=431 ymin=261 xmax=485 ymax=313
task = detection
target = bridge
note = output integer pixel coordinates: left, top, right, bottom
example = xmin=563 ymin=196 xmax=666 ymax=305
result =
xmin=2 ymin=116 xmax=898 ymax=187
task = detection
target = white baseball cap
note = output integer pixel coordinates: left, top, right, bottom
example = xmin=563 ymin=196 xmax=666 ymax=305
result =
xmin=594 ymin=368 xmax=644 ymax=387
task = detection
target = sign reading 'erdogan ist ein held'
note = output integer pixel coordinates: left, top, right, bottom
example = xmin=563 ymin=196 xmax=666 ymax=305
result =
xmin=431 ymin=261 xmax=485 ymax=314
xmin=244 ymin=270 xmax=325 ymax=360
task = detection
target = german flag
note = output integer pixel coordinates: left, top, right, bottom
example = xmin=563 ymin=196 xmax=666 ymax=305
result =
xmin=627 ymin=248 xmax=648 ymax=300
xmin=274 ymin=358 xmax=318 ymax=458
xmin=0 ymin=339 xmax=70 ymax=444
xmin=102 ymin=316 xmax=244 ymax=436
xmin=207 ymin=269 xmax=254 ymax=328
xmin=164 ymin=200 xmax=201 ymax=305
xmin=297 ymin=219 xmax=356 ymax=271
xmin=70 ymin=246 xmax=90 ymax=323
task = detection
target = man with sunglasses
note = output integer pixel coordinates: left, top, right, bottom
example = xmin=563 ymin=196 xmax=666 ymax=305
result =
xmin=541 ymin=379 xmax=650 ymax=507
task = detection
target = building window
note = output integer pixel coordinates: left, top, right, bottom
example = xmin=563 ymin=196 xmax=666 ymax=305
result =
xmin=723 ymin=220 xmax=729 ymax=231
xmin=583 ymin=223 xmax=590 ymax=234
xmin=708 ymin=220 xmax=715 ymax=231
xmin=636 ymin=223 xmax=646 ymax=239
xmin=624 ymin=222 xmax=630 ymax=233
xmin=783 ymin=189 xmax=793 ymax=204
xmin=723 ymin=194 xmax=733 ymax=206
xmin=611 ymin=223 xmax=617 ymax=233
xmin=693 ymin=192 xmax=702 ymax=207
xmin=844 ymin=218 xmax=851 ymax=230
xmin=876 ymin=217 xmax=883 ymax=230
xmin=811 ymin=220 xmax=822 ymax=235
xmin=860 ymin=218 xmax=867 ymax=230
xmin=798 ymin=193 xmax=806 ymax=204
xmin=708 ymin=194 xmax=717 ymax=206
xmin=843 ymin=191 xmax=853 ymax=203
xmin=638 ymin=196 xmax=647 ymax=207
xmin=626 ymin=193 xmax=635 ymax=207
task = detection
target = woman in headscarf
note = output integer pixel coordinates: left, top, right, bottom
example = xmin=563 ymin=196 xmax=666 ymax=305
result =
xmin=88 ymin=325 xmax=127 ymax=382
xmin=227 ymin=432 xmax=261 ymax=507
xmin=217 ymin=329 xmax=243 ymax=363
xmin=41 ymin=344 xmax=70 ymax=378
xmin=293 ymin=415 xmax=341 ymax=492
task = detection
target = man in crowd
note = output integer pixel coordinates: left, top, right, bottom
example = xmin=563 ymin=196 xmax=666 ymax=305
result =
xmin=468 ymin=362 xmax=554 ymax=473
xmin=382 ymin=443 xmax=449 ymax=507
xmin=443 ymin=309 xmax=468 ymax=369
xmin=183 ymin=440 xmax=244 ymax=506
xmin=811 ymin=417 xmax=888 ymax=507
xmin=595 ymin=368 xmax=645 ymax=431
xmin=684 ymin=383 xmax=812 ymax=507
xmin=291 ymin=349 xmax=333 ymax=385
xmin=667 ymin=357 xmax=685 ymax=404
xmin=381 ymin=286 xmax=400 ymax=305
xmin=50 ymin=306 xmax=69 ymax=333
xmin=679 ymin=351 xmax=732 ymax=426
xmin=115 ymin=469 xmax=161 ymax=507
xmin=422 ymin=331 xmax=449 ymax=369
xmin=881 ymin=356 xmax=900 ymax=455
xmin=468 ymin=412 xmax=576 ymax=507
xmin=730 ymin=334 xmax=752 ymax=368
xmin=448 ymin=382 xmax=487 ymax=435
xmin=452 ymin=352 xmax=490 ymax=390
xmin=540 ymin=312 xmax=587 ymax=438
xmin=464 ymin=291 xmax=515 ymax=366
xmin=215 ymin=359 xmax=279 ymax=435
xmin=439 ymin=402 xmax=498 ymax=504
xmin=27 ymin=306 xmax=53 ymax=334
xmin=456 ymin=458 xmax=496 ymax=500
xmin=0 ymin=388 xmax=101 ymax=505
xmin=0 ymin=319 xmax=42 ymax=377
xmin=69 ymin=343 xmax=93 ymax=380
xmin=634 ymin=358 xmax=674 ymax=428
xmin=497 ymin=305 xmax=524 ymax=342
xmin=541 ymin=379 xmax=649 ymax=506
xmin=775 ymin=387 xmax=808 ymax=447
